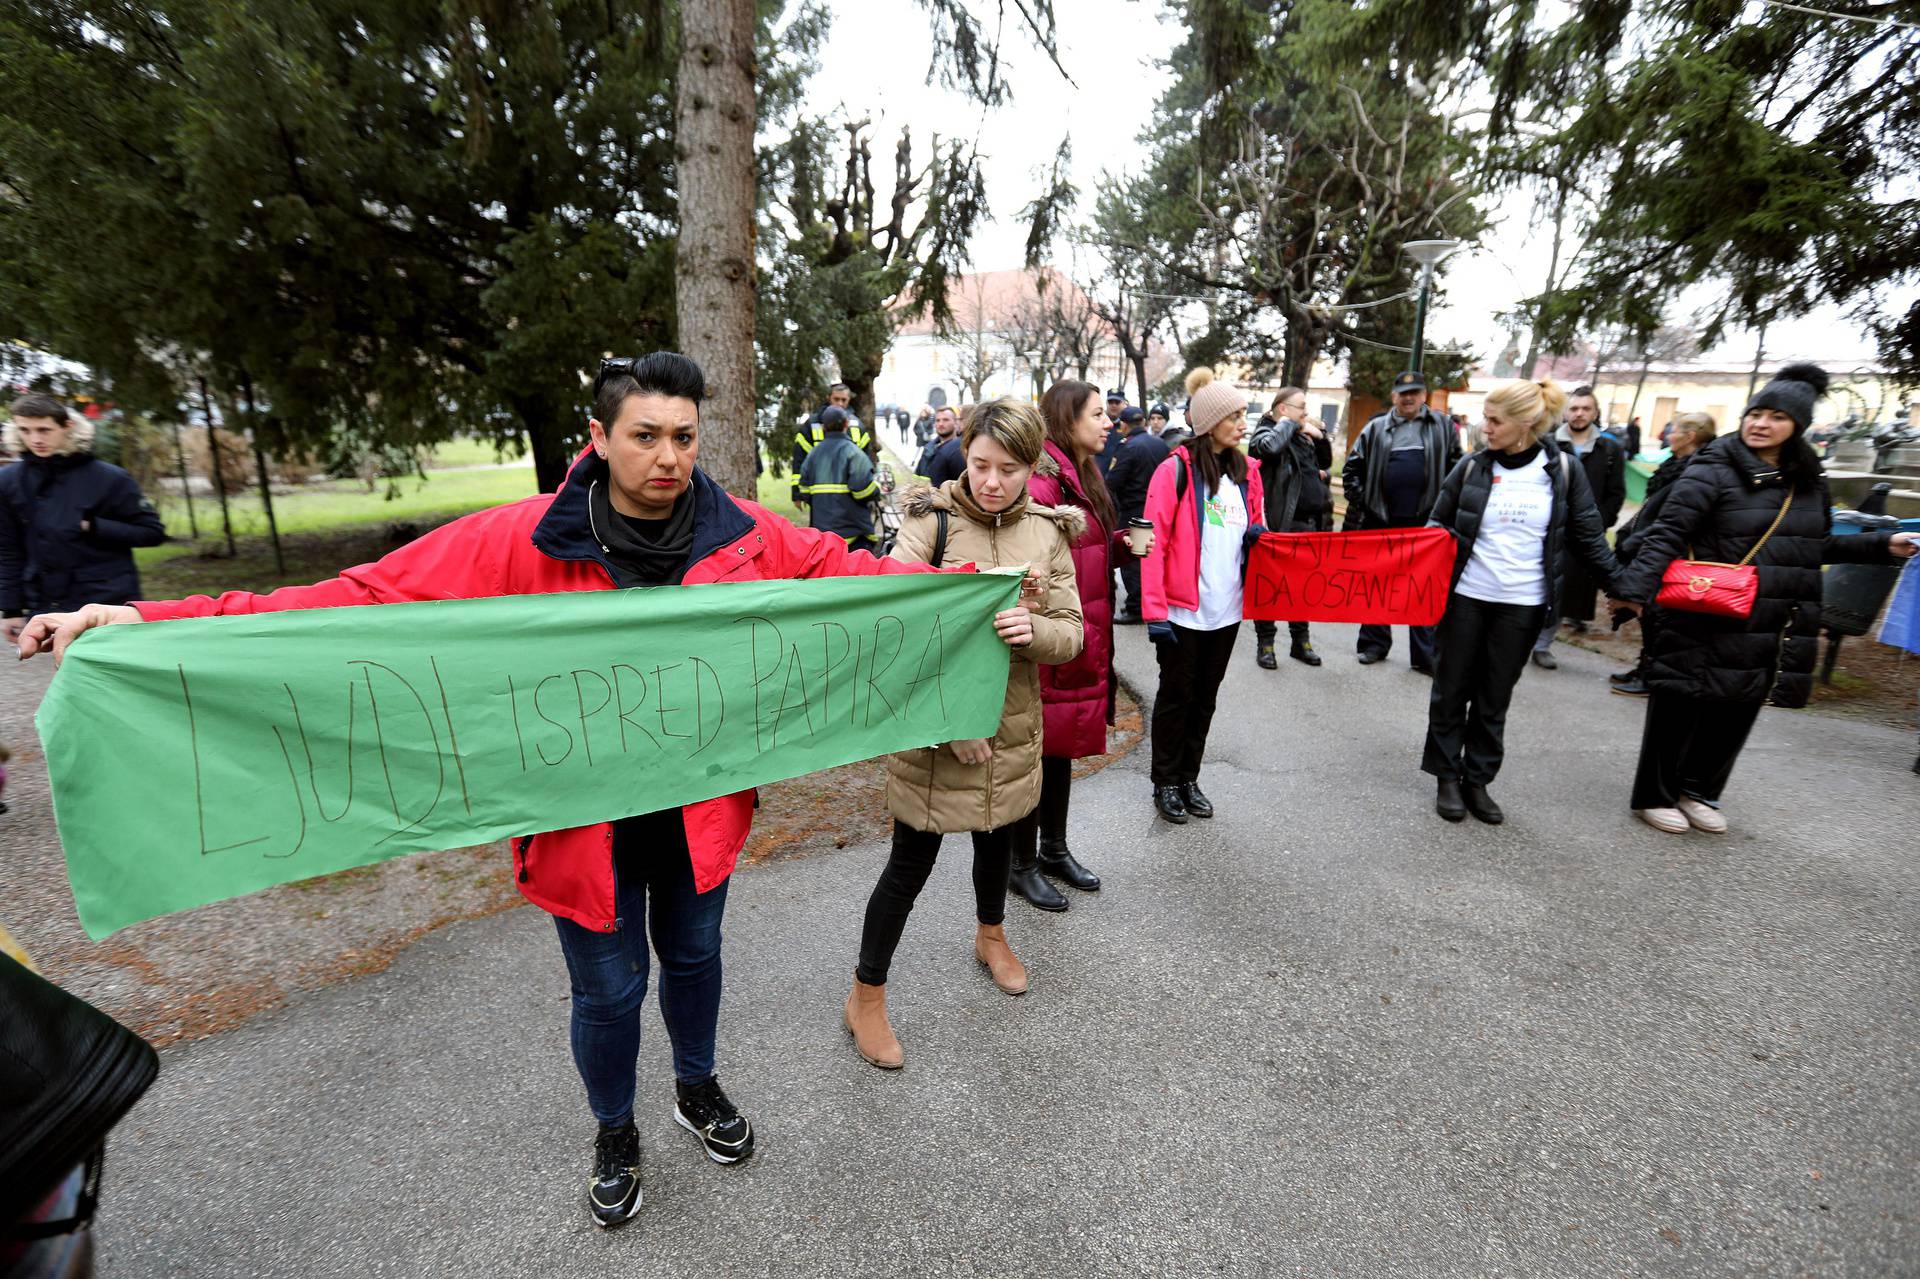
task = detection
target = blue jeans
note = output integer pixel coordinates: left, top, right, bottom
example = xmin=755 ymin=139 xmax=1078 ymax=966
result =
xmin=551 ymin=811 xmax=730 ymax=1127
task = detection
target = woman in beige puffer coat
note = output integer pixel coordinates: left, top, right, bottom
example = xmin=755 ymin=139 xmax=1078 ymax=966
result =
xmin=845 ymin=398 xmax=1084 ymax=1070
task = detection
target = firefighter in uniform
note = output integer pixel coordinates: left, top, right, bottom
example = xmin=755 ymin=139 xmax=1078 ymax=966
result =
xmin=796 ymin=407 xmax=880 ymax=547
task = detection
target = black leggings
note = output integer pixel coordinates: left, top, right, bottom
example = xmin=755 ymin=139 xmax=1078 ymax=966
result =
xmin=1150 ymin=622 xmax=1240 ymax=786
xmin=1008 ymin=756 xmax=1073 ymax=860
xmin=856 ymin=820 xmax=1012 ymax=986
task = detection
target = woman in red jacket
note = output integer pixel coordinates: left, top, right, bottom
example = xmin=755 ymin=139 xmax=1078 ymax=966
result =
xmin=18 ymin=352 xmax=940 ymax=1232
xmin=1010 ymin=380 xmax=1131 ymax=910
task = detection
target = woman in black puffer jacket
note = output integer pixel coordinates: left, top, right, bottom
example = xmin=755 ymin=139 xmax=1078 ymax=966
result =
xmin=1612 ymin=364 xmax=1917 ymax=834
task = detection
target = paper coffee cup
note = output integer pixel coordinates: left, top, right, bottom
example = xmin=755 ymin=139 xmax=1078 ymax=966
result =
xmin=1126 ymin=517 xmax=1153 ymax=557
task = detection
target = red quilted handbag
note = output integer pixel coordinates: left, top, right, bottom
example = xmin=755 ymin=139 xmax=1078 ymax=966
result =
xmin=1655 ymin=490 xmax=1792 ymax=618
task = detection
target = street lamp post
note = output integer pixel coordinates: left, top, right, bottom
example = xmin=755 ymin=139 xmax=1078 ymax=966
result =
xmin=1402 ymin=239 xmax=1460 ymax=376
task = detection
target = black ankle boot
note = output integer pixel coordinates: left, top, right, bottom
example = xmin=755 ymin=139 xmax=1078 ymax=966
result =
xmin=1435 ymin=777 xmax=1466 ymax=822
xmin=1038 ymin=838 xmax=1101 ymax=891
xmin=1009 ymin=841 xmax=1067 ymax=911
xmin=1461 ymin=782 xmax=1504 ymax=825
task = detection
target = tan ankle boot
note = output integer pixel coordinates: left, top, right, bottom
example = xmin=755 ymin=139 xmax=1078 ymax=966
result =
xmin=974 ymin=923 xmax=1028 ymax=996
xmin=843 ymin=976 xmax=904 ymax=1069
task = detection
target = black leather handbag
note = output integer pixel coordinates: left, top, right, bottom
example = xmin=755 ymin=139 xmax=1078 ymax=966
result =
xmin=1 ymin=952 xmax=159 ymax=1229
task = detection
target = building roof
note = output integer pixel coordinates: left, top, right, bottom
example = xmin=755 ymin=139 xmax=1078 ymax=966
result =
xmin=892 ymin=268 xmax=1114 ymax=341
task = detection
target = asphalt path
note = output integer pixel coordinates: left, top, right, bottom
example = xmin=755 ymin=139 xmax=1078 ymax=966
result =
xmin=87 ymin=622 xmax=1920 ymax=1276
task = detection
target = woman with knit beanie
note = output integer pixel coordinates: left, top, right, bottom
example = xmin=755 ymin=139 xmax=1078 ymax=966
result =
xmin=1611 ymin=363 xmax=1917 ymax=833
xmin=1139 ymin=369 xmax=1266 ymax=824
xmin=844 ymin=398 xmax=1086 ymax=1069
xmin=1008 ymin=379 xmax=1133 ymax=911
xmin=1422 ymin=378 xmax=1620 ymax=824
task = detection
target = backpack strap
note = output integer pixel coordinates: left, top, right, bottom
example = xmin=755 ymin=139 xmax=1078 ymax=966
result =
xmin=931 ymin=508 xmax=949 ymax=568
xmin=1175 ymin=453 xmax=1188 ymax=504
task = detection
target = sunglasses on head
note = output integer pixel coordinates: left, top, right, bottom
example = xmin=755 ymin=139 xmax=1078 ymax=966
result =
xmin=593 ymin=356 xmax=643 ymax=398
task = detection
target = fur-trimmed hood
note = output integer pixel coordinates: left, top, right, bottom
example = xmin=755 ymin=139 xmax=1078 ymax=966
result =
xmin=2 ymin=412 xmax=94 ymax=458
xmin=895 ymin=453 xmax=1088 ymax=544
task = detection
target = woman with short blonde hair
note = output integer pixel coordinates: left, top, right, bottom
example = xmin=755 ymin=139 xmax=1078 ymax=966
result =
xmin=1421 ymin=379 xmax=1620 ymax=824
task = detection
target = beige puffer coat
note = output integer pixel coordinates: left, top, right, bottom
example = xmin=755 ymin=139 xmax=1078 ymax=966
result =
xmin=884 ymin=466 xmax=1085 ymax=833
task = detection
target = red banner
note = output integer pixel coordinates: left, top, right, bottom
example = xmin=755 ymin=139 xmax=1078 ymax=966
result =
xmin=1244 ymin=527 xmax=1455 ymax=624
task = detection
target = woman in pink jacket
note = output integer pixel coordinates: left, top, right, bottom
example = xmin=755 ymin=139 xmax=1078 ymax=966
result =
xmin=1011 ymin=380 xmax=1132 ymax=910
xmin=1141 ymin=369 xmax=1266 ymax=824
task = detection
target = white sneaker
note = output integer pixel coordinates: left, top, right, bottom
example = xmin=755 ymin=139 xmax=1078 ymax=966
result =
xmin=1635 ymin=807 xmax=1689 ymax=833
xmin=1676 ymin=797 xmax=1727 ymax=833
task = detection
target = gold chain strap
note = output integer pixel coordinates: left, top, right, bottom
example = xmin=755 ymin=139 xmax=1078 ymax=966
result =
xmin=1737 ymin=489 xmax=1794 ymax=567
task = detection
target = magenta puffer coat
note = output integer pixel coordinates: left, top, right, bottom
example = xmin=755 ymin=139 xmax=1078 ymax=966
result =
xmin=1026 ymin=440 xmax=1126 ymax=759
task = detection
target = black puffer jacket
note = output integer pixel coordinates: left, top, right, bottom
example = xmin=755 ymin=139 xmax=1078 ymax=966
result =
xmin=1612 ymin=435 xmax=1895 ymax=708
xmin=1427 ymin=437 xmax=1619 ymax=618
xmin=0 ymin=451 xmax=166 ymax=617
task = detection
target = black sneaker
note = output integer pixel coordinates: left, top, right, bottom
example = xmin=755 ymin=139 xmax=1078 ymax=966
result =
xmin=589 ymin=1122 xmax=642 ymax=1229
xmin=674 ymin=1075 xmax=755 ymax=1165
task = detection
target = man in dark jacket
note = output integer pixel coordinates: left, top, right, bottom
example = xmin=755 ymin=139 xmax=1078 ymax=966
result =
xmin=1105 ymin=407 xmax=1168 ymax=623
xmin=2 ymin=393 xmax=165 ymax=642
xmin=1343 ymin=370 xmax=1461 ymax=670
xmin=924 ymin=428 xmax=967 ymax=488
xmin=1531 ymin=384 xmax=1626 ymax=669
xmin=1095 ymin=389 xmax=1128 ymax=480
xmin=789 ymin=384 xmax=874 ymax=499
xmin=914 ymin=406 xmax=960 ymax=479
xmin=1247 ymin=387 xmax=1331 ymax=668
xmin=797 ymin=408 xmax=879 ymax=547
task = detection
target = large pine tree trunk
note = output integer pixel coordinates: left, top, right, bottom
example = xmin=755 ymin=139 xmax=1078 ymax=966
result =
xmin=675 ymin=0 xmax=759 ymax=499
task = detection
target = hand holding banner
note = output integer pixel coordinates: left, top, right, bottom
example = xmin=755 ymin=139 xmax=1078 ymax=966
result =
xmin=36 ymin=571 xmax=1021 ymax=938
xmin=1244 ymin=527 xmax=1454 ymax=625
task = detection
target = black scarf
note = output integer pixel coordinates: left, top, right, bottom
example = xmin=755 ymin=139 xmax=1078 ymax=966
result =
xmin=590 ymin=479 xmax=697 ymax=587
xmin=1492 ymin=441 xmax=1543 ymax=470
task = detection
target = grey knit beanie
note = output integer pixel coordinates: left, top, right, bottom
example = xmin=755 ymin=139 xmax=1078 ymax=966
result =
xmin=1183 ymin=368 xmax=1246 ymax=437
xmin=1743 ymin=362 xmax=1830 ymax=432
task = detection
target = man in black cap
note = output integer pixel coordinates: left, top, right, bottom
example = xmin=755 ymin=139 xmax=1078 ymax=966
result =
xmin=1343 ymin=370 xmax=1461 ymax=671
xmin=1147 ymin=403 xmax=1170 ymax=436
xmin=1105 ymin=405 xmax=1168 ymax=623
xmin=1095 ymin=388 xmax=1127 ymax=480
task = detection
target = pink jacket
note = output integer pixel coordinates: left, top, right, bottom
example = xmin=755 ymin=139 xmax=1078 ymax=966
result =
xmin=1025 ymin=441 xmax=1126 ymax=759
xmin=1139 ymin=445 xmax=1266 ymax=623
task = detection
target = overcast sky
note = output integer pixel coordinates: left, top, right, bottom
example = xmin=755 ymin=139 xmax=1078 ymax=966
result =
xmin=807 ymin=0 xmax=1899 ymax=371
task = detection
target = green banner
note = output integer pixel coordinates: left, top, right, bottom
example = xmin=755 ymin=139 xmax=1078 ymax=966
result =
xmin=37 ymin=571 xmax=1021 ymax=938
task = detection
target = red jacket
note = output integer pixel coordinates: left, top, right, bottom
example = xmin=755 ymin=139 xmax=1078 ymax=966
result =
xmin=1139 ymin=445 xmax=1265 ymax=623
xmin=134 ymin=449 xmax=924 ymax=932
xmin=1025 ymin=441 xmax=1124 ymax=759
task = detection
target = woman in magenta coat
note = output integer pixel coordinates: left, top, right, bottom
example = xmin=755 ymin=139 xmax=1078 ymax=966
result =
xmin=1010 ymin=379 xmax=1132 ymax=910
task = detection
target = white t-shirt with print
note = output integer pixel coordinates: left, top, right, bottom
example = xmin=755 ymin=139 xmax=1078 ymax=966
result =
xmin=1168 ymin=479 xmax=1248 ymax=631
xmin=1456 ymin=451 xmax=1554 ymax=605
